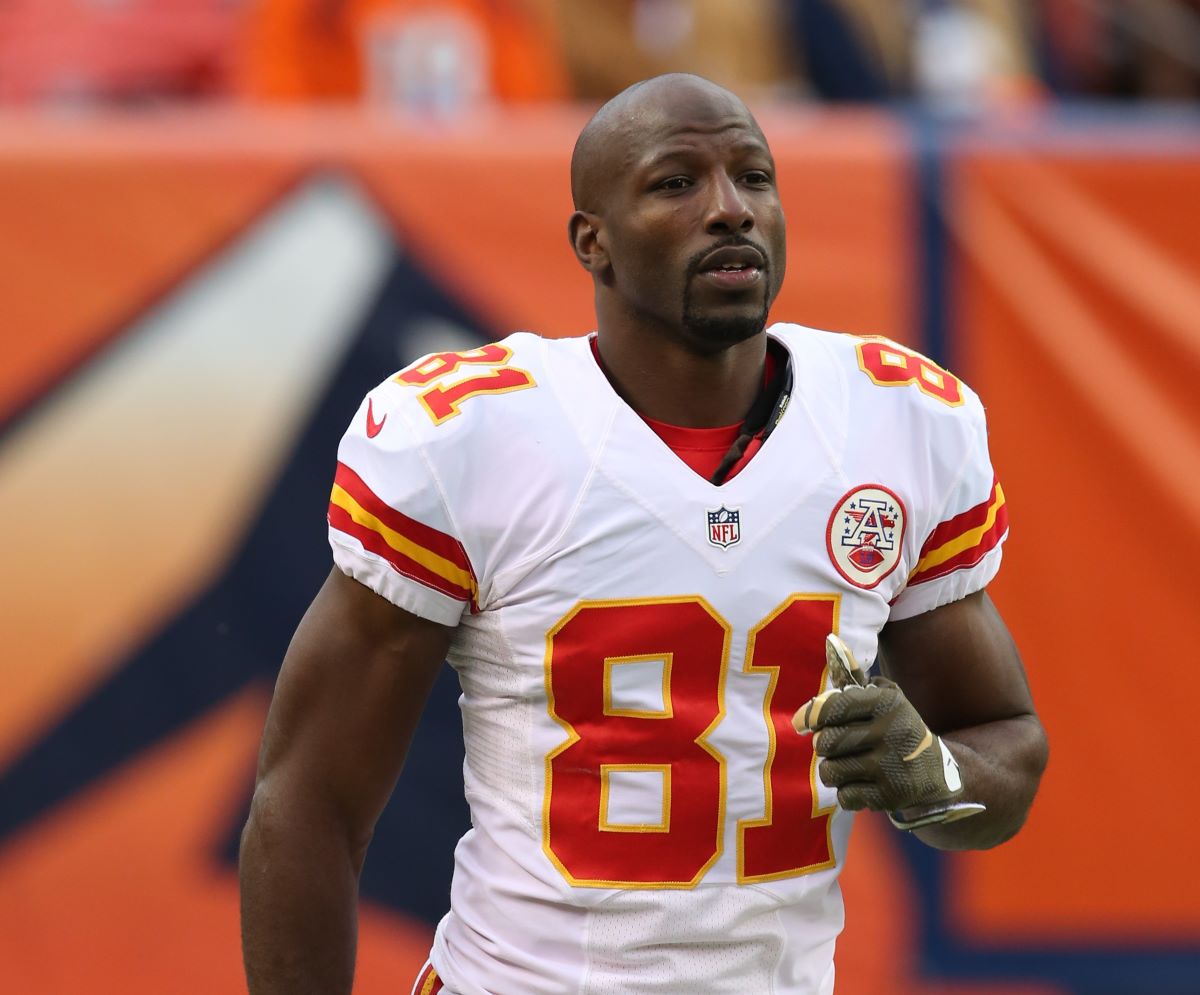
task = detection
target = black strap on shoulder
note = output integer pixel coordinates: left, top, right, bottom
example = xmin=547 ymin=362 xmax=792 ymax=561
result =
xmin=709 ymin=337 xmax=793 ymax=485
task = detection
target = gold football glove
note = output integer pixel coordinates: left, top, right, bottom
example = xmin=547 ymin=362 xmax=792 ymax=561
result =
xmin=793 ymin=634 xmax=985 ymax=831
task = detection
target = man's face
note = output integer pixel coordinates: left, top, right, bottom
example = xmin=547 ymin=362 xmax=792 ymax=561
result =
xmin=598 ymin=89 xmax=787 ymax=352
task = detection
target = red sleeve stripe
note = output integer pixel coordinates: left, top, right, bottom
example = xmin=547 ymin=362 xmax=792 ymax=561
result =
xmin=908 ymin=482 xmax=1008 ymax=587
xmin=918 ymin=477 xmax=1002 ymax=555
xmin=328 ymin=503 xmax=476 ymax=605
xmin=328 ymin=465 xmax=477 ymax=605
xmin=334 ymin=462 xmax=470 ymax=571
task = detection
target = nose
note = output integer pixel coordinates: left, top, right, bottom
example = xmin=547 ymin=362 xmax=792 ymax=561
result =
xmin=704 ymin=172 xmax=754 ymax=235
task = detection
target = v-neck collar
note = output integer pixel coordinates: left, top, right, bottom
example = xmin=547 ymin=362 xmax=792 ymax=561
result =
xmin=578 ymin=332 xmax=787 ymax=488
xmin=542 ymin=327 xmax=849 ymax=569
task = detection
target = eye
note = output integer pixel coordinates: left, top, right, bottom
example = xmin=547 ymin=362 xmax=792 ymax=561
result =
xmin=741 ymin=170 xmax=773 ymax=186
xmin=656 ymin=176 xmax=692 ymax=192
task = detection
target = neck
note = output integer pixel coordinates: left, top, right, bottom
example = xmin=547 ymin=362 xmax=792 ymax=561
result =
xmin=594 ymin=322 xmax=768 ymax=428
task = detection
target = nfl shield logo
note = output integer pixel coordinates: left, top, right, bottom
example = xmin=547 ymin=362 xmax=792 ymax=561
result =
xmin=707 ymin=506 xmax=742 ymax=548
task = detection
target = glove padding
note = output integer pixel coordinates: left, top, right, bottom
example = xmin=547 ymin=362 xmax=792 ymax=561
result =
xmin=792 ymin=635 xmax=963 ymax=815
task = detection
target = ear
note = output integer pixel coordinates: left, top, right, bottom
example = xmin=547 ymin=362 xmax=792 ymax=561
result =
xmin=568 ymin=211 xmax=608 ymax=273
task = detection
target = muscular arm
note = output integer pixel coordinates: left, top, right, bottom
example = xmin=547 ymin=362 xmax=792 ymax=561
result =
xmin=877 ymin=590 xmax=1048 ymax=850
xmin=239 ymin=568 xmax=456 ymax=994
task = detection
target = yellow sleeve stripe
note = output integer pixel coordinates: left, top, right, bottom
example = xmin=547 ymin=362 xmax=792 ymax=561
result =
xmin=329 ymin=483 xmax=477 ymax=598
xmin=909 ymin=484 xmax=1007 ymax=582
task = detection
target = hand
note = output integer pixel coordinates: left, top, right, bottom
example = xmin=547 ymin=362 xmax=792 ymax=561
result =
xmin=793 ymin=635 xmax=983 ymax=829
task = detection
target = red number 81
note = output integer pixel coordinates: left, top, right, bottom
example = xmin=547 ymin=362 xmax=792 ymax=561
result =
xmin=543 ymin=595 xmax=839 ymax=888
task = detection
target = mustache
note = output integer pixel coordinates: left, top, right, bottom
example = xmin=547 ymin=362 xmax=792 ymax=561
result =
xmin=685 ymin=235 xmax=770 ymax=278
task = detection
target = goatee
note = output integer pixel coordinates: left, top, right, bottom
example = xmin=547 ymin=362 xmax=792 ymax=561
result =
xmin=679 ymin=235 xmax=772 ymax=351
xmin=680 ymin=291 xmax=770 ymax=351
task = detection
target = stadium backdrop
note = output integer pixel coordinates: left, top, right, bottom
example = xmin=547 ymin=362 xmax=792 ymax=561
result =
xmin=0 ymin=105 xmax=1197 ymax=995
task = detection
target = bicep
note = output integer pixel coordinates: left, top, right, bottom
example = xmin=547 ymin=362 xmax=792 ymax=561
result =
xmin=877 ymin=590 xmax=1035 ymax=734
xmin=254 ymin=567 xmax=456 ymax=843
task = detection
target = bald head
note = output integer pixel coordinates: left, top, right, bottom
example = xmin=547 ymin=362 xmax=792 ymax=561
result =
xmin=566 ymin=73 xmax=786 ymax=355
xmin=570 ymin=74 xmax=765 ymax=214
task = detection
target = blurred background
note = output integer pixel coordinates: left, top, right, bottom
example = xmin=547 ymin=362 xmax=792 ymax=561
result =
xmin=0 ymin=2 xmax=1197 ymax=993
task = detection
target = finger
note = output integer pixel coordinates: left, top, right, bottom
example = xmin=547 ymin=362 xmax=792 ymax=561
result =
xmin=825 ymin=633 xmax=868 ymax=689
xmin=836 ymin=782 xmax=888 ymax=812
xmin=804 ymin=685 xmax=883 ymax=730
xmin=818 ymin=754 xmax=877 ymax=790
xmin=813 ymin=721 xmax=880 ymax=758
xmin=792 ymin=688 xmax=841 ymax=734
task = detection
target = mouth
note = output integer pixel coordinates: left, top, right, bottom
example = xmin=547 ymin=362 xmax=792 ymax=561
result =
xmin=694 ymin=244 xmax=766 ymax=291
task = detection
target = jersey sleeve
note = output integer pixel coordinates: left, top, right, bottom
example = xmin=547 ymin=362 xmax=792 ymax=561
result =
xmin=889 ymin=394 xmax=1009 ymax=621
xmin=326 ymin=384 xmax=476 ymax=626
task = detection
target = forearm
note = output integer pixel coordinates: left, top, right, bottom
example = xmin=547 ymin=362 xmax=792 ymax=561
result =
xmin=239 ymin=789 xmax=365 ymax=994
xmin=911 ymin=713 xmax=1048 ymax=850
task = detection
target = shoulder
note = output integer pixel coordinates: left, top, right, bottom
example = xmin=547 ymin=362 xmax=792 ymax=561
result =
xmin=771 ymin=323 xmax=987 ymax=434
xmin=369 ymin=331 xmax=550 ymax=438
xmin=345 ymin=331 xmax=599 ymax=463
xmin=329 ymin=333 xmax=593 ymax=614
xmin=339 ymin=330 xmax=601 ymax=519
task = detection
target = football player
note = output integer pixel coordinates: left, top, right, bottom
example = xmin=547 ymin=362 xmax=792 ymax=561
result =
xmin=240 ymin=73 xmax=1047 ymax=995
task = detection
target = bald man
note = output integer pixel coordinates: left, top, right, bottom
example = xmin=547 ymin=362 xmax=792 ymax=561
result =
xmin=240 ymin=74 xmax=1046 ymax=994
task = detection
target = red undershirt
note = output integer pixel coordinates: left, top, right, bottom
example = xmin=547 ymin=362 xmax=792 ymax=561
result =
xmin=590 ymin=338 xmax=776 ymax=483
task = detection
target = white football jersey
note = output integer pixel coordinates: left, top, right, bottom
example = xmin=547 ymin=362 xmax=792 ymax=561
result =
xmin=328 ymin=324 xmax=1008 ymax=995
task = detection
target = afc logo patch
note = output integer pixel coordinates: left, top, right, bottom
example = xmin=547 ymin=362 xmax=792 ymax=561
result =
xmin=707 ymin=506 xmax=741 ymax=548
xmin=826 ymin=485 xmax=906 ymax=588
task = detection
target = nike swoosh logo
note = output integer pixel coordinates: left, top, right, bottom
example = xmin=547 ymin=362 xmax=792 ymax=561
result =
xmin=366 ymin=398 xmax=387 ymax=438
xmin=902 ymin=728 xmax=934 ymax=763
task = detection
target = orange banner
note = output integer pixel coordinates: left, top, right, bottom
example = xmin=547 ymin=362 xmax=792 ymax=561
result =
xmin=953 ymin=140 xmax=1200 ymax=946
xmin=3 ymin=106 xmax=1197 ymax=994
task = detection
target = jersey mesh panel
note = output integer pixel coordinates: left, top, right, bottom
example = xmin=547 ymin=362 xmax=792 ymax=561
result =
xmin=450 ymin=609 xmax=537 ymax=834
xmin=583 ymin=887 xmax=786 ymax=993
